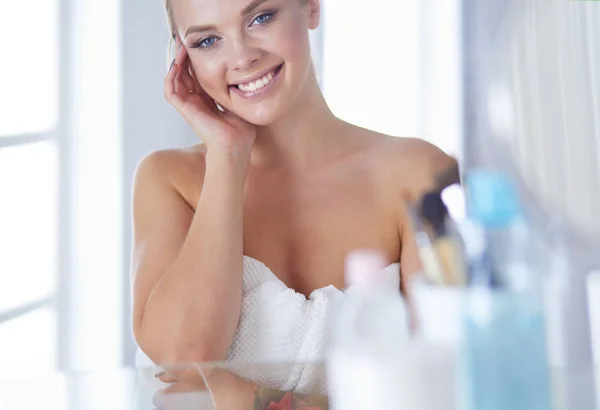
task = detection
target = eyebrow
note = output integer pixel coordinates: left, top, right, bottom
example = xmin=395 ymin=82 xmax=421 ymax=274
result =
xmin=185 ymin=24 xmax=218 ymax=38
xmin=184 ymin=0 xmax=272 ymax=38
xmin=241 ymin=0 xmax=271 ymax=16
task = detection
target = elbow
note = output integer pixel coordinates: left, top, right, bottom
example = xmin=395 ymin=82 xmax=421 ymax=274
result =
xmin=134 ymin=320 xmax=222 ymax=367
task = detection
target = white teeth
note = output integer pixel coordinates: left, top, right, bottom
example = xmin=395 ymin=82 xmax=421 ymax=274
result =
xmin=236 ymin=68 xmax=277 ymax=93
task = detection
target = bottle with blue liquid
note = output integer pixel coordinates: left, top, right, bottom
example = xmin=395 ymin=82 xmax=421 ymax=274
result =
xmin=462 ymin=171 xmax=552 ymax=410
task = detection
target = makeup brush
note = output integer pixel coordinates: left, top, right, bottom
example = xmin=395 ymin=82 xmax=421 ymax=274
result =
xmin=406 ymin=202 xmax=446 ymax=286
xmin=420 ymin=192 xmax=467 ymax=286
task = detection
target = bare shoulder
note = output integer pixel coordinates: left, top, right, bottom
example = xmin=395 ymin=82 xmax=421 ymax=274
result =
xmin=133 ymin=144 xmax=208 ymax=207
xmin=384 ymin=135 xmax=457 ymax=176
xmin=134 ymin=144 xmax=207 ymax=183
xmin=354 ymin=128 xmax=459 ymax=201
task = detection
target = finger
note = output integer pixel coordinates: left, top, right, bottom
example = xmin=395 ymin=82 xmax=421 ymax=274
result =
xmin=173 ymin=60 xmax=190 ymax=96
xmin=175 ymin=35 xmax=182 ymax=53
xmin=180 ymin=91 xmax=220 ymax=121
xmin=164 ymin=61 xmax=178 ymax=100
xmin=157 ymin=371 xmax=179 ymax=384
xmin=178 ymin=47 xmax=195 ymax=91
xmin=173 ymin=45 xmax=193 ymax=94
xmin=166 ymin=66 xmax=219 ymax=131
xmin=187 ymin=63 xmax=220 ymax=112
xmin=194 ymin=87 xmax=219 ymax=113
xmin=175 ymin=39 xmax=187 ymax=65
xmin=188 ymin=62 xmax=203 ymax=92
xmin=166 ymin=55 xmax=218 ymax=119
xmin=170 ymin=68 xmax=216 ymax=118
xmin=164 ymin=63 xmax=185 ymax=110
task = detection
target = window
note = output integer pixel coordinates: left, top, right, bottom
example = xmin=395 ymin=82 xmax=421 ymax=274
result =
xmin=0 ymin=1 xmax=59 ymax=136
xmin=0 ymin=0 xmax=60 ymax=369
xmin=320 ymin=0 xmax=464 ymax=217
xmin=322 ymin=0 xmax=420 ymax=138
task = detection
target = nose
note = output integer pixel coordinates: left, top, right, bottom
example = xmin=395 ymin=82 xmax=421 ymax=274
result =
xmin=229 ymin=38 xmax=261 ymax=71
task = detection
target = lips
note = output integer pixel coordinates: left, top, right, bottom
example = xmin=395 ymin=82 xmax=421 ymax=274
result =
xmin=229 ymin=64 xmax=284 ymax=99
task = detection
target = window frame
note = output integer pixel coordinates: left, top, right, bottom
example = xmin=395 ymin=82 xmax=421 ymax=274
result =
xmin=0 ymin=0 xmax=70 ymax=369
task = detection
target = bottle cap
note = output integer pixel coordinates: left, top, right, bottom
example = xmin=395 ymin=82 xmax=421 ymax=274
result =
xmin=466 ymin=170 xmax=521 ymax=228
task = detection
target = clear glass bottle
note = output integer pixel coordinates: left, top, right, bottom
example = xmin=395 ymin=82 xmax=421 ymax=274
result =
xmin=326 ymin=250 xmax=409 ymax=410
xmin=462 ymin=171 xmax=552 ymax=410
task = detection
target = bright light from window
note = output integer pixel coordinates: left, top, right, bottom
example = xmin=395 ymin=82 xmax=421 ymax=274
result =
xmin=322 ymin=0 xmax=420 ymax=137
xmin=0 ymin=307 xmax=57 ymax=370
xmin=0 ymin=142 xmax=58 ymax=312
xmin=0 ymin=0 xmax=59 ymax=136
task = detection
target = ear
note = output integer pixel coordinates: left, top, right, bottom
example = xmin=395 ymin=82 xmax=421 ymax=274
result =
xmin=305 ymin=0 xmax=320 ymax=30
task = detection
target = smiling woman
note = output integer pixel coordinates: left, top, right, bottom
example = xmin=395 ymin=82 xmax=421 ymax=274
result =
xmin=131 ymin=0 xmax=457 ymax=402
xmin=164 ymin=0 xmax=319 ymax=126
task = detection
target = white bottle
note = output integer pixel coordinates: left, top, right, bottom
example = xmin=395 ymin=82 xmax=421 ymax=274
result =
xmin=326 ymin=250 xmax=410 ymax=410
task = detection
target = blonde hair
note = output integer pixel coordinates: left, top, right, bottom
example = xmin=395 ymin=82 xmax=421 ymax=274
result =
xmin=164 ymin=0 xmax=176 ymax=39
xmin=164 ymin=0 xmax=309 ymax=61
xmin=164 ymin=0 xmax=176 ymax=63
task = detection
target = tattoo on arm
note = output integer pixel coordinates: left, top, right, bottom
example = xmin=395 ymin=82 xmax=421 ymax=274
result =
xmin=252 ymin=385 xmax=329 ymax=410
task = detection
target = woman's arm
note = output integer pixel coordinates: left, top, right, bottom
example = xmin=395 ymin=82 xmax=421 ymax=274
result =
xmin=132 ymin=39 xmax=258 ymax=366
xmin=154 ymin=368 xmax=328 ymax=410
xmin=131 ymin=149 xmax=248 ymax=366
xmin=252 ymin=386 xmax=328 ymax=410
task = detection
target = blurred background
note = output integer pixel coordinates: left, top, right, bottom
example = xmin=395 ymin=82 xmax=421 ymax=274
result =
xmin=0 ymin=0 xmax=597 ymax=373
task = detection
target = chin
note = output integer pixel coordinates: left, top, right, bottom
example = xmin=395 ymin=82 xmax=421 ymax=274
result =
xmin=244 ymin=117 xmax=276 ymax=127
xmin=238 ymin=108 xmax=282 ymax=126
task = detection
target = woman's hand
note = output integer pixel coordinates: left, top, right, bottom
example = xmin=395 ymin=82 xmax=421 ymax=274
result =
xmin=154 ymin=367 xmax=256 ymax=410
xmin=153 ymin=366 xmax=328 ymax=410
xmin=165 ymin=37 xmax=257 ymax=158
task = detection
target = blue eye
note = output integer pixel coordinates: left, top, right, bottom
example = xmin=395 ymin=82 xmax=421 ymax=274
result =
xmin=199 ymin=37 xmax=217 ymax=48
xmin=251 ymin=12 xmax=275 ymax=26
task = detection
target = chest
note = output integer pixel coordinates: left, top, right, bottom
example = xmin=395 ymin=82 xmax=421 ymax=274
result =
xmin=241 ymin=169 xmax=401 ymax=296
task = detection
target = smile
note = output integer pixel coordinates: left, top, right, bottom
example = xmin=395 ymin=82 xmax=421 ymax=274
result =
xmin=230 ymin=64 xmax=284 ymax=99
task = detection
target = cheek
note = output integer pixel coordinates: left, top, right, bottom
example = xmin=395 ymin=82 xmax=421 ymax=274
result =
xmin=264 ymin=16 xmax=311 ymax=62
xmin=190 ymin=55 xmax=223 ymax=93
xmin=282 ymin=23 xmax=310 ymax=60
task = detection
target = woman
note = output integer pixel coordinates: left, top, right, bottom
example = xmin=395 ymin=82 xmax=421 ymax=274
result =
xmin=132 ymin=0 xmax=458 ymax=405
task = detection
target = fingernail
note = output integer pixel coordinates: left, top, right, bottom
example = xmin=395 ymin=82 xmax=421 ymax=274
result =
xmin=155 ymin=371 xmax=166 ymax=379
xmin=169 ymin=59 xmax=175 ymax=71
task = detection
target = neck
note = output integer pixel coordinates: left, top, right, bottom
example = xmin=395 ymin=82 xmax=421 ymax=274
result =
xmin=250 ymin=68 xmax=343 ymax=170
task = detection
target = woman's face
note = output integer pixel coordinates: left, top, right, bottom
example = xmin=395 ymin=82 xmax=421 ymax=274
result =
xmin=170 ymin=0 xmax=319 ymax=125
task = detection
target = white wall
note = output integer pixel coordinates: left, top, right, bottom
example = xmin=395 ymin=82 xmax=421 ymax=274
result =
xmin=120 ymin=0 xmax=197 ymax=366
xmin=418 ymin=0 xmax=464 ymax=160
xmin=58 ymin=0 xmax=124 ymax=371
xmin=322 ymin=0 xmax=420 ymax=138
xmin=56 ymin=0 xmax=196 ymax=369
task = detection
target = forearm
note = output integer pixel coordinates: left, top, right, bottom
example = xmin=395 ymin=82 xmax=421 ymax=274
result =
xmin=155 ymin=368 xmax=329 ymax=410
xmin=207 ymin=368 xmax=329 ymax=410
xmin=140 ymin=152 xmax=248 ymax=364
xmin=252 ymin=385 xmax=329 ymax=410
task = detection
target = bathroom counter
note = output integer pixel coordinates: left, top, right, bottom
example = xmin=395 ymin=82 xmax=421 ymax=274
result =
xmin=0 ymin=362 xmax=598 ymax=409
